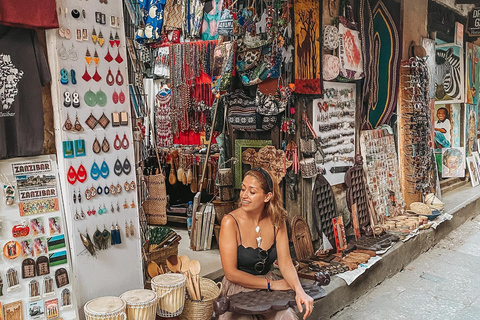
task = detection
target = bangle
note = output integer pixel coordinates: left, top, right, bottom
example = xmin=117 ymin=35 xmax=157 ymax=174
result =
xmin=266 ymin=278 xmax=271 ymax=291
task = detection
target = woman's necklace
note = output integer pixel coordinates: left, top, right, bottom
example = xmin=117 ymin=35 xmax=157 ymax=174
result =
xmin=255 ymin=225 xmax=262 ymax=247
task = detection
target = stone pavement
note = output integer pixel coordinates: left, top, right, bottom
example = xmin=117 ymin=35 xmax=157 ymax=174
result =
xmin=330 ymin=213 xmax=480 ymax=320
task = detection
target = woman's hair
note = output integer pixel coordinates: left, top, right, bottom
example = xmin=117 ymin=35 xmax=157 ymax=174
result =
xmin=244 ymin=168 xmax=287 ymax=228
xmin=442 ymin=148 xmax=463 ymax=166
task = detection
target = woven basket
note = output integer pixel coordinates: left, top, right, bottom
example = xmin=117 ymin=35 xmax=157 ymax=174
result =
xmin=409 ymin=202 xmax=432 ymax=216
xmin=144 ymin=173 xmax=167 ymax=225
xmin=179 ymin=278 xmax=222 ymax=320
xmin=145 ymin=243 xmax=178 ymax=271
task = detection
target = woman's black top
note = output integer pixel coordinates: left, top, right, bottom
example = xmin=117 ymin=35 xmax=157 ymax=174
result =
xmin=230 ymin=214 xmax=277 ymax=275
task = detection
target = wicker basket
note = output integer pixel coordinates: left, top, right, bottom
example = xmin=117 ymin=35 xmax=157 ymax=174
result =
xmin=145 ymin=243 xmax=178 ymax=271
xmin=179 ymin=278 xmax=222 ymax=320
xmin=144 ymin=173 xmax=167 ymax=225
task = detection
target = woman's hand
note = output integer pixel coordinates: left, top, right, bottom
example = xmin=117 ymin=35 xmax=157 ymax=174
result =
xmin=271 ymin=279 xmax=292 ymax=291
xmin=295 ymin=289 xmax=314 ymax=319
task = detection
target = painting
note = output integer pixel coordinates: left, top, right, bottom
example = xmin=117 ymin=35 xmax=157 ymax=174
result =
xmin=455 ymin=22 xmax=464 ymax=46
xmin=465 ymin=104 xmax=478 ymax=157
xmin=234 ymin=139 xmax=272 ymax=189
xmin=473 ymin=151 xmax=480 ymax=180
xmin=442 ymin=147 xmax=465 ymax=178
xmin=467 ymin=156 xmax=479 ymax=187
xmin=435 ymin=43 xmax=464 ymax=104
xmin=422 ymin=37 xmax=437 ymax=99
xmin=466 ymin=43 xmax=480 ymax=105
xmin=451 ymin=103 xmax=462 ymax=147
xmin=433 ymin=104 xmax=452 ymax=149
xmin=294 ymin=0 xmax=321 ymax=94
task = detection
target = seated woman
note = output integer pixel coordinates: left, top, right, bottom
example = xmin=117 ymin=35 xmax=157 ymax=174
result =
xmin=219 ymin=167 xmax=313 ymax=320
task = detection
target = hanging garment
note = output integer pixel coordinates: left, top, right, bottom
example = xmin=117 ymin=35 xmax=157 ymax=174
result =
xmin=200 ymin=0 xmax=224 ymax=40
xmin=163 ymin=0 xmax=185 ymax=31
xmin=135 ymin=0 xmax=166 ymax=43
xmin=184 ymin=0 xmax=204 ymax=38
xmin=0 ymin=26 xmax=51 ymax=159
xmin=0 ymin=0 xmax=58 ymax=29
xmin=155 ymin=88 xmax=173 ymax=147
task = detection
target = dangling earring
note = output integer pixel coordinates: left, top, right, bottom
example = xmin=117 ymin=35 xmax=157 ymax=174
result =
xmin=85 ymin=48 xmax=92 ymax=65
xmin=106 ymin=68 xmax=114 ymax=86
xmin=130 ymin=220 xmax=134 ymax=236
xmin=119 ymin=90 xmax=125 ymax=104
xmin=112 ymin=90 xmax=119 ymax=104
xmin=105 ymin=47 xmax=113 ymax=62
xmin=115 ymin=48 xmax=123 ymax=64
xmin=93 ymin=49 xmax=100 ymax=66
xmin=82 ymin=66 xmax=91 ymax=82
xmin=115 ymin=69 xmax=124 ymax=86
xmin=125 ymin=221 xmax=129 ymax=238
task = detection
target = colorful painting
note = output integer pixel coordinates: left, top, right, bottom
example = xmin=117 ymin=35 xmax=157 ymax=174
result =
xmin=467 ymin=156 xmax=479 ymax=186
xmin=434 ymin=104 xmax=452 ymax=149
xmin=442 ymin=147 xmax=465 ymax=178
xmin=294 ymin=0 xmax=321 ymax=94
xmin=422 ymin=37 xmax=437 ymax=99
xmin=451 ymin=103 xmax=462 ymax=147
xmin=465 ymin=104 xmax=479 ymax=157
xmin=435 ymin=44 xmax=464 ymax=104
xmin=466 ymin=42 xmax=480 ymax=105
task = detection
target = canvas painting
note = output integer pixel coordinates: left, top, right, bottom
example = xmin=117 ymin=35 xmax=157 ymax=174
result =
xmin=422 ymin=37 xmax=437 ymax=100
xmin=465 ymin=104 xmax=478 ymax=157
xmin=467 ymin=156 xmax=479 ymax=186
xmin=294 ymin=0 xmax=321 ymax=94
xmin=442 ymin=147 xmax=465 ymax=178
xmin=465 ymin=43 xmax=480 ymax=105
xmin=455 ymin=22 xmax=464 ymax=46
xmin=451 ymin=103 xmax=462 ymax=147
xmin=434 ymin=104 xmax=452 ymax=149
xmin=473 ymin=151 xmax=480 ymax=181
xmin=435 ymin=44 xmax=464 ymax=104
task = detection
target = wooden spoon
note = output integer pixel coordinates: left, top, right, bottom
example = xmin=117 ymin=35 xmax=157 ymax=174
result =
xmin=189 ymin=260 xmax=202 ymax=300
xmin=190 ymin=158 xmax=197 ymax=193
xmin=179 ymin=256 xmax=197 ymax=300
xmin=168 ymin=151 xmax=177 ymax=185
xmin=166 ymin=255 xmax=181 ymax=273
xmin=177 ymin=154 xmax=185 ymax=184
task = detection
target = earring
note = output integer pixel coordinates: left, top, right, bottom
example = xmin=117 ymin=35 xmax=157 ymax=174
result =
xmin=114 ymin=31 xmax=120 ymax=47
xmin=130 ymin=220 xmax=134 ymax=236
xmin=114 ymin=159 xmax=123 ymax=176
xmin=92 ymin=67 xmax=102 ymax=82
xmin=85 ymin=48 xmax=92 ymax=65
xmin=123 ymin=158 xmax=131 ymax=175
xmin=130 ymin=200 xmax=135 ymax=208
xmin=63 ymin=114 xmax=73 ymax=131
xmin=116 ymin=202 xmax=120 ymax=212
xmin=60 ymin=69 xmax=69 ymax=85
xmin=75 ymin=139 xmax=86 ymax=156
xmin=97 ymin=185 xmax=103 ymax=195
xmin=125 ymin=221 xmax=129 ymax=238
xmin=63 ymin=91 xmax=71 ymax=107
xmin=106 ymin=68 xmax=114 ymax=86
xmin=105 ymin=47 xmax=113 ymax=62
xmin=96 ymin=89 xmax=107 ymax=107
xmin=72 ymin=92 xmax=80 ymax=108
xmin=123 ymin=200 xmax=128 ymax=209
xmin=91 ymin=27 xmax=98 ymax=44
xmin=77 ymin=164 xmax=87 ymax=183
xmin=114 ymin=134 xmax=122 ymax=150
xmin=85 ymin=188 xmax=92 ymax=201
xmin=74 ymin=114 xmax=84 ymax=132
xmin=121 ymin=134 xmax=129 ymax=150
xmin=104 ymin=185 xmax=110 ymax=195
xmin=115 ymin=69 xmax=124 ymax=86
xmin=111 ymin=203 xmax=115 ymax=213
xmin=58 ymin=43 xmax=69 ymax=60
xmin=98 ymin=31 xmax=105 ymax=47
xmin=93 ymin=137 xmax=101 ymax=154
xmin=116 ymin=183 xmax=122 ymax=194
xmin=119 ymin=90 xmax=125 ymax=104
xmin=112 ymin=90 xmax=119 ymax=104
xmin=78 ymin=190 xmax=82 ymax=203
xmin=71 ymin=69 xmax=77 ymax=84
xmin=110 ymin=184 xmax=116 ymax=195
xmin=82 ymin=66 xmax=92 ymax=82
xmin=90 ymin=161 xmax=100 ymax=180
xmin=115 ymin=48 xmax=123 ymax=64
xmin=63 ymin=141 xmax=74 ymax=158
xmin=109 ymin=32 xmax=115 ymax=47
xmin=124 ymin=182 xmax=130 ymax=191
xmin=100 ymin=161 xmax=109 ymax=179
xmin=102 ymin=136 xmax=110 ymax=152
xmin=67 ymin=166 xmax=77 ymax=185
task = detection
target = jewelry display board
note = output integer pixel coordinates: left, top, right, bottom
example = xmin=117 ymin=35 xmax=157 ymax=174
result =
xmin=0 ymin=155 xmax=78 ymax=319
xmin=312 ymin=81 xmax=356 ymax=186
xmin=360 ymin=126 xmax=404 ymax=224
xmin=344 ymin=156 xmax=369 ymax=231
xmin=311 ymin=174 xmax=338 ymax=246
xmin=45 ymin=0 xmax=143 ymax=316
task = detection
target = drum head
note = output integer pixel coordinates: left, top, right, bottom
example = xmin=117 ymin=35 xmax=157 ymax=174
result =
xmin=152 ymin=273 xmax=185 ymax=287
xmin=120 ymin=289 xmax=157 ymax=305
xmin=85 ymin=296 xmax=125 ymax=314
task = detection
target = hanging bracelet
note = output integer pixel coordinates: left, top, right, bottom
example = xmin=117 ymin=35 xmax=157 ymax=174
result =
xmin=266 ymin=278 xmax=271 ymax=291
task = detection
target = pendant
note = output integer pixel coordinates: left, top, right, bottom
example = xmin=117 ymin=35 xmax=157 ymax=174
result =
xmin=256 ymin=236 xmax=262 ymax=247
xmin=255 ymin=226 xmax=260 ymax=233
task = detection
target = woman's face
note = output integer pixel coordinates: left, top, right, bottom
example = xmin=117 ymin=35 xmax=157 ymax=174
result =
xmin=240 ymin=175 xmax=270 ymax=213
xmin=446 ymin=155 xmax=460 ymax=170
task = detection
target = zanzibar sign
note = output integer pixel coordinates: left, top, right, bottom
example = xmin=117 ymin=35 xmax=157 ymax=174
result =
xmin=467 ymin=7 xmax=480 ymax=37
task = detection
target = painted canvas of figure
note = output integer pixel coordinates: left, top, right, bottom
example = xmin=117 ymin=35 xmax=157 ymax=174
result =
xmin=442 ymin=147 xmax=465 ymax=178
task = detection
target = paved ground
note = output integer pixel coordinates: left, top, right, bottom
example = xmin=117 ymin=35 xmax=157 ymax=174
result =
xmin=331 ymin=213 xmax=480 ymax=320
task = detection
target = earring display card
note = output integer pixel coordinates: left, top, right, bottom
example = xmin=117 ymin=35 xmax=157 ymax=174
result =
xmin=0 ymin=155 xmax=78 ymax=319
xmin=46 ymin=0 xmax=142 ymax=311
xmin=312 ymin=81 xmax=356 ymax=186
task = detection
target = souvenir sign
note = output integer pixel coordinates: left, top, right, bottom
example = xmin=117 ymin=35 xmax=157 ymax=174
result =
xmin=6 ymin=268 xmax=20 ymax=292
xmin=29 ymin=279 xmax=41 ymax=300
xmin=43 ymin=276 xmax=55 ymax=296
xmin=3 ymin=241 xmax=21 ymax=260
xmin=48 ymin=217 xmax=61 ymax=235
xmin=55 ymin=268 xmax=69 ymax=288
xmin=34 ymin=237 xmax=47 ymax=256
xmin=47 ymin=234 xmax=66 ymax=251
xmin=12 ymin=223 xmax=29 ymax=238
xmin=22 ymin=258 xmax=36 ymax=279
xmin=49 ymin=250 xmax=67 ymax=267
xmin=30 ymin=217 xmax=45 ymax=236
xmin=45 ymin=299 xmax=59 ymax=319
xmin=36 ymin=256 xmax=50 ymax=276
xmin=28 ymin=301 xmax=45 ymax=319
xmin=3 ymin=300 xmax=22 ymax=320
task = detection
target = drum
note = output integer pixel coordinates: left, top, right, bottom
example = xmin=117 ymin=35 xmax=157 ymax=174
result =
xmin=151 ymin=273 xmax=186 ymax=317
xmin=84 ymin=296 xmax=126 ymax=320
xmin=120 ymin=289 xmax=157 ymax=320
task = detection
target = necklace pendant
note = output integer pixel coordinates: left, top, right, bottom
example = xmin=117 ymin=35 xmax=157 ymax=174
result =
xmin=256 ymin=236 xmax=262 ymax=247
xmin=255 ymin=226 xmax=261 ymax=233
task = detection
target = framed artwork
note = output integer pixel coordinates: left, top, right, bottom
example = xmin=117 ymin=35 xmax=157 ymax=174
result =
xmin=4 ymin=300 xmax=22 ymax=320
xmin=294 ymin=0 xmax=321 ymax=94
xmin=422 ymin=37 xmax=437 ymax=99
xmin=442 ymin=147 xmax=465 ymax=178
xmin=465 ymin=43 xmax=480 ymax=105
xmin=451 ymin=103 xmax=462 ymax=148
xmin=234 ymin=140 xmax=272 ymax=189
xmin=465 ymin=104 xmax=478 ymax=157
xmin=455 ymin=22 xmax=464 ymax=46
xmin=467 ymin=156 xmax=480 ymax=187
xmin=472 ymin=151 xmax=480 ymax=181
xmin=433 ymin=104 xmax=453 ymax=149
xmin=435 ymin=43 xmax=464 ymax=104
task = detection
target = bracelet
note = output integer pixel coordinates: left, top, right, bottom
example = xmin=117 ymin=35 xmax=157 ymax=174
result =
xmin=266 ymin=278 xmax=271 ymax=291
